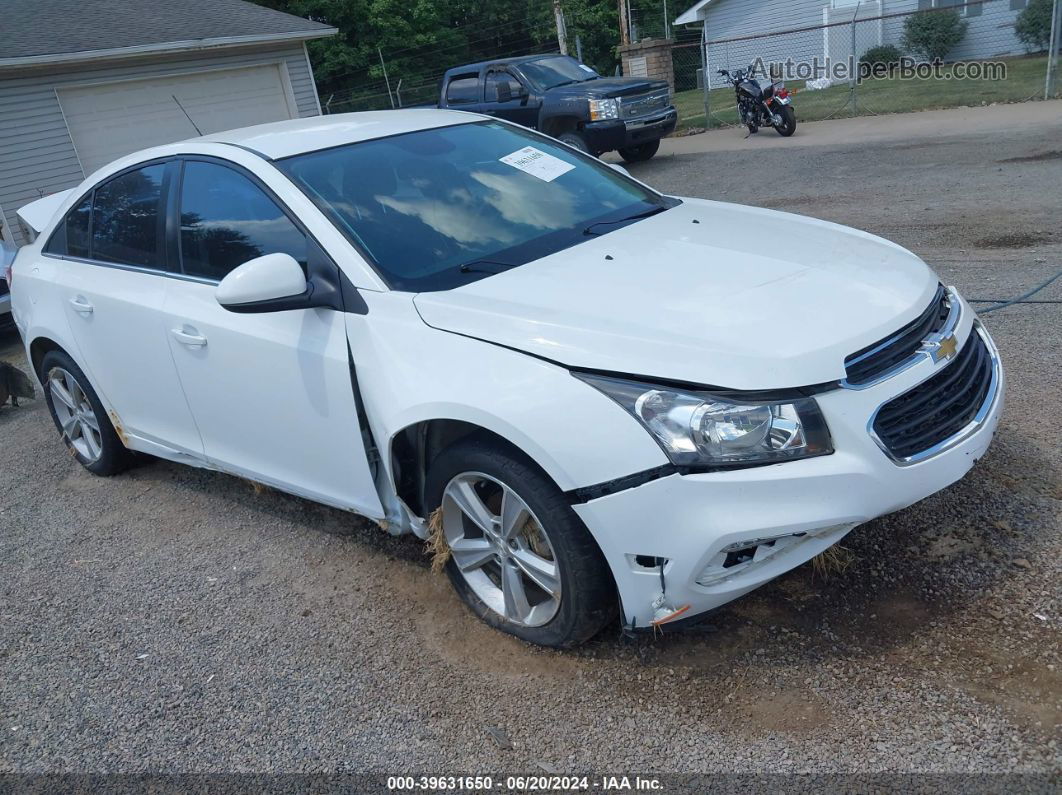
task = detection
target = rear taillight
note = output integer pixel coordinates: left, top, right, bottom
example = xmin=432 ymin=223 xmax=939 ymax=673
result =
xmin=778 ymin=87 xmax=790 ymax=99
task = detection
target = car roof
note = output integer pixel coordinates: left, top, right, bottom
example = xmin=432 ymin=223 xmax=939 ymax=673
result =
xmin=446 ymin=53 xmax=559 ymax=74
xmin=195 ymin=109 xmax=484 ymax=160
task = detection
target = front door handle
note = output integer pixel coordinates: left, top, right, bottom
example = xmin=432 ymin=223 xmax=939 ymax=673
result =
xmin=68 ymin=296 xmax=94 ymax=314
xmin=171 ymin=327 xmax=208 ymax=347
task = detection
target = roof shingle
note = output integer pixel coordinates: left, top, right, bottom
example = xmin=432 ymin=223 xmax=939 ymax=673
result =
xmin=1 ymin=0 xmax=335 ymax=63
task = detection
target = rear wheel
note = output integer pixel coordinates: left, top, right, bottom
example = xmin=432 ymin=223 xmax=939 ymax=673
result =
xmin=774 ymin=106 xmax=796 ymax=137
xmin=41 ymin=350 xmax=134 ymax=476
xmin=618 ymin=139 xmax=660 ymax=163
xmin=425 ymin=436 xmax=616 ymax=647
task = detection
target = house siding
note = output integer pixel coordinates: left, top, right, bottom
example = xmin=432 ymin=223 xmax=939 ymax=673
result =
xmin=0 ymin=42 xmax=321 ymax=245
xmin=701 ymin=0 xmax=1029 ymax=88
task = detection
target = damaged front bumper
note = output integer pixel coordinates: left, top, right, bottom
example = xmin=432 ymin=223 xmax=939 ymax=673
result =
xmin=571 ymin=323 xmax=1004 ymax=630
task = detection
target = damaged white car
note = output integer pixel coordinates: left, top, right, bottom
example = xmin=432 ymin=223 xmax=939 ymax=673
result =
xmin=10 ymin=111 xmax=1003 ymax=647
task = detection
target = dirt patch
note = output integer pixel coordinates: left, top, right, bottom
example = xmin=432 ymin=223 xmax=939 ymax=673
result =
xmin=1000 ymin=150 xmax=1062 ymax=164
xmin=958 ymin=649 xmax=1062 ymax=733
xmin=974 ymin=232 xmax=1051 ymax=249
xmin=722 ymin=688 xmax=830 ymax=734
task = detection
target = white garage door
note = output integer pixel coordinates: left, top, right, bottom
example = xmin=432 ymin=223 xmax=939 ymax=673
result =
xmin=57 ymin=64 xmax=297 ymax=175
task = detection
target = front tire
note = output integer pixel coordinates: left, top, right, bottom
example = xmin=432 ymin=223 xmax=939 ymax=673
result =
xmin=774 ymin=105 xmax=796 ymax=137
xmin=41 ymin=350 xmax=134 ymax=476
xmin=425 ymin=436 xmax=616 ymax=648
xmin=557 ymin=131 xmax=591 ymax=154
xmin=618 ymin=139 xmax=660 ymax=163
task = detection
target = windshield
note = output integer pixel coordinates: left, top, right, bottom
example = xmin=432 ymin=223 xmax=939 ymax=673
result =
xmin=518 ymin=56 xmax=599 ymax=90
xmin=278 ymin=120 xmax=672 ymax=291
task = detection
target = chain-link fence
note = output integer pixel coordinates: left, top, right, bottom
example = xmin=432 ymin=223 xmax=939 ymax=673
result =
xmin=670 ymin=0 xmax=1060 ymax=131
xmin=320 ymin=0 xmax=1060 ymax=130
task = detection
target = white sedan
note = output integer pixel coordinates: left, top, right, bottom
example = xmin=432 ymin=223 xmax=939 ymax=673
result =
xmin=9 ymin=111 xmax=1003 ymax=647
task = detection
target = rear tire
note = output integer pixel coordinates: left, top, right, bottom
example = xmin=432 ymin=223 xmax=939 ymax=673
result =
xmin=618 ymin=139 xmax=660 ymax=163
xmin=41 ymin=350 xmax=134 ymax=476
xmin=425 ymin=435 xmax=616 ymax=648
xmin=774 ymin=106 xmax=796 ymax=137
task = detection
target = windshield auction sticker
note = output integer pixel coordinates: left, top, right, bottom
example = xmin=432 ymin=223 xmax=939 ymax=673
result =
xmin=500 ymin=147 xmax=575 ymax=182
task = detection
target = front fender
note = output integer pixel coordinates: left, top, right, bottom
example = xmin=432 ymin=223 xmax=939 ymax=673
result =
xmin=346 ymin=292 xmax=666 ymax=497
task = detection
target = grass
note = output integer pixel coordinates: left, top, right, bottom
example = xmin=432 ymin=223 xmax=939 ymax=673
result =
xmin=673 ymin=54 xmax=1051 ymax=130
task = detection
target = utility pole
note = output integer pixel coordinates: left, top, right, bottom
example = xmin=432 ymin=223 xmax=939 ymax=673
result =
xmin=553 ymin=0 xmax=568 ymax=55
xmin=618 ymin=0 xmax=630 ymax=47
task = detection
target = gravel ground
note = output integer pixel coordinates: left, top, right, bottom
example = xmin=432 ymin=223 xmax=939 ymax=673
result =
xmin=0 ymin=110 xmax=1059 ymax=779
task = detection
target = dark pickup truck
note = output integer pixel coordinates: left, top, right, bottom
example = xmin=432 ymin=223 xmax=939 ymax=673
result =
xmin=437 ymin=54 xmax=677 ymax=162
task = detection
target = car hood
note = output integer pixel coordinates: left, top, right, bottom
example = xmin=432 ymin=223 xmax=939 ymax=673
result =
xmin=413 ymin=198 xmax=938 ymax=391
xmin=547 ymin=77 xmax=668 ymax=99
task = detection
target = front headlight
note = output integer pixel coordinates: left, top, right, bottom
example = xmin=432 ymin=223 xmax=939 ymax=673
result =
xmin=574 ymin=373 xmax=833 ymax=467
xmin=589 ymin=98 xmax=620 ymax=121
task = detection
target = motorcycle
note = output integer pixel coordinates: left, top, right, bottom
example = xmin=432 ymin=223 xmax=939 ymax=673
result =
xmin=718 ymin=66 xmax=796 ymax=138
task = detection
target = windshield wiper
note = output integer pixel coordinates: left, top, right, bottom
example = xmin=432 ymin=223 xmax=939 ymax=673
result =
xmin=459 ymin=259 xmax=520 ymax=274
xmin=583 ymin=205 xmax=667 ymax=236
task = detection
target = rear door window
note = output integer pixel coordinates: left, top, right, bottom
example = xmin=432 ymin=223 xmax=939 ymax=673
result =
xmin=91 ymin=164 xmax=166 ymax=267
xmin=445 ymin=75 xmax=481 ymax=105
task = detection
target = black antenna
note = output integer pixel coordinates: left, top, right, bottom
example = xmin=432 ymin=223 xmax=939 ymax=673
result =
xmin=172 ymin=95 xmax=203 ymax=136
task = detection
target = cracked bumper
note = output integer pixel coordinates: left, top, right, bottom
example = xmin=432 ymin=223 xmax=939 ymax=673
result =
xmin=572 ymin=315 xmax=1004 ymax=629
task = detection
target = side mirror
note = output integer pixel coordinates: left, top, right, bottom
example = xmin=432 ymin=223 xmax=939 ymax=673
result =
xmin=216 ymin=252 xmax=309 ymax=313
xmin=496 ymin=81 xmax=512 ymax=102
xmin=609 ymin=163 xmax=631 ymax=177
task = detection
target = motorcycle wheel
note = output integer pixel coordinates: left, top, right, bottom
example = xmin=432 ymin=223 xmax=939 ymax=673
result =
xmin=774 ymin=106 xmax=797 ymax=137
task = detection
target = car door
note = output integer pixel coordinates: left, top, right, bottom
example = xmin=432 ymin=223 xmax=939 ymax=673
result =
xmin=161 ymin=157 xmax=383 ymax=517
xmin=42 ymin=161 xmax=204 ymax=458
xmin=482 ymin=70 xmax=538 ymax=128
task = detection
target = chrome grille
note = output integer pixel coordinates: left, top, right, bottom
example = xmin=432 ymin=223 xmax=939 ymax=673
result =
xmin=621 ymin=89 xmax=670 ymax=119
xmin=871 ymin=328 xmax=994 ymax=461
xmin=844 ymin=285 xmax=949 ymax=385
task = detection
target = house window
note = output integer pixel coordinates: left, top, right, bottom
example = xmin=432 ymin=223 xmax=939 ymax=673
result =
xmin=1009 ymin=0 xmax=1027 ymax=9
xmin=918 ymin=0 xmax=983 ymax=16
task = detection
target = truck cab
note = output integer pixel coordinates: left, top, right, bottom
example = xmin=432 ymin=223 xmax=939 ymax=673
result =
xmin=438 ymin=54 xmax=677 ymax=162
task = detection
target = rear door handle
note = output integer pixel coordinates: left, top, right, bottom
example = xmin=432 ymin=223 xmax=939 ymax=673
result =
xmin=171 ymin=327 xmax=208 ymax=347
xmin=68 ymin=296 xmax=94 ymax=314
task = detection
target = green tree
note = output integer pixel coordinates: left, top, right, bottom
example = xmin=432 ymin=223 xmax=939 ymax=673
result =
xmin=902 ymin=9 xmax=968 ymax=62
xmin=1015 ymin=0 xmax=1055 ymax=52
xmin=253 ymin=0 xmax=649 ymax=109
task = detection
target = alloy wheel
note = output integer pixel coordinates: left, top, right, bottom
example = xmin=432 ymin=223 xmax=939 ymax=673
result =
xmin=441 ymin=472 xmax=561 ymax=627
xmin=47 ymin=367 xmax=103 ymax=463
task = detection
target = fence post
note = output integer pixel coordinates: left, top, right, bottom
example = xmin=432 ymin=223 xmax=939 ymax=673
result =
xmin=1047 ymin=0 xmax=1061 ymax=99
xmin=701 ymin=19 xmax=711 ymax=128
xmin=850 ymin=2 xmax=861 ymax=116
xmin=378 ymin=47 xmax=395 ymax=109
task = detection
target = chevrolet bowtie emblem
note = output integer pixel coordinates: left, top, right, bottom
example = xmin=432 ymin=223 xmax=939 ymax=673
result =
xmin=931 ymin=334 xmax=958 ymax=363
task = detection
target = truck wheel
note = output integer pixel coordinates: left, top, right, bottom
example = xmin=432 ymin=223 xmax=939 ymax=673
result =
xmin=557 ymin=131 xmax=591 ymax=154
xmin=618 ymin=140 xmax=660 ymax=163
xmin=425 ymin=435 xmax=617 ymax=648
